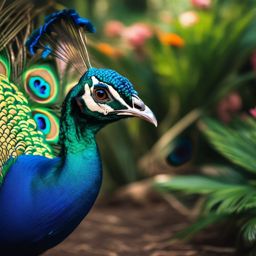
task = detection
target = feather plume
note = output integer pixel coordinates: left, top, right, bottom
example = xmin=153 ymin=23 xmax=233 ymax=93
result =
xmin=0 ymin=0 xmax=33 ymax=81
xmin=0 ymin=0 xmax=32 ymax=51
xmin=26 ymin=9 xmax=96 ymax=75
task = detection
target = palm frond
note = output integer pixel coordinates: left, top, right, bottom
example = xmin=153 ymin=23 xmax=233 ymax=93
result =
xmin=156 ymin=175 xmax=236 ymax=194
xmin=201 ymin=118 xmax=256 ymax=173
xmin=175 ymin=213 xmax=227 ymax=240
xmin=242 ymin=217 xmax=256 ymax=246
xmin=206 ymin=186 xmax=256 ymax=214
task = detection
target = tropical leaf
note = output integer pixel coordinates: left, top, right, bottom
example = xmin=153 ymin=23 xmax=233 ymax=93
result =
xmin=206 ymin=186 xmax=256 ymax=214
xmin=174 ymin=213 xmax=227 ymax=239
xmin=156 ymin=175 xmax=239 ymax=194
xmin=202 ymin=118 xmax=256 ymax=173
xmin=242 ymin=217 xmax=256 ymax=246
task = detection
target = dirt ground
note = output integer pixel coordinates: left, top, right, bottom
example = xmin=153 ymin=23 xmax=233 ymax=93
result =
xmin=43 ymin=197 xmax=237 ymax=256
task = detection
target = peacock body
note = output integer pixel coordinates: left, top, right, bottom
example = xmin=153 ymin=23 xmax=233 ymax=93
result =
xmin=0 ymin=3 xmax=157 ymax=256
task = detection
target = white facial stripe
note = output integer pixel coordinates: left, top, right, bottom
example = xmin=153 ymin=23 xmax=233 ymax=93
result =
xmin=107 ymin=86 xmax=131 ymax=109
xmin=81 ymin=84 xmax=114 ymax=115
xmin=91 ymin=76 xmax=100 ymax=86
xmin=82 ymin=76 xmax=133 ymax=115
xmin=92 ymin=76 xmax=132 ymax=109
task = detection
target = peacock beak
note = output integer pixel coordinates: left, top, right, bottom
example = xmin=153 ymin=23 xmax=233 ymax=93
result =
xmin=116 ymin=95 xmax=158 ymax=127
xmin=131 ymin=104 xmax=158 ymax=127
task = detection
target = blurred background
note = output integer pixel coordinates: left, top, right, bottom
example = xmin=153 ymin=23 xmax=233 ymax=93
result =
xmin=30 ymin=0 xmax=256 ymax=255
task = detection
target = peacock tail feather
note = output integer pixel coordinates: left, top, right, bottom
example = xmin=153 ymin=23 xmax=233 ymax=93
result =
xmin=0 ymin=74 xmax=53 ymax=183
xmin=0 ymin=54 xmax=10 ymax=78
xmin=32 ymin=108 xmax=59 ymax=144
xmin=0 ymin=1 xmax=60 ymax=181
xmin=23 ymin=64 xmax=60 ymax=104
xmin=22 ymin=63 xmax=61 ymax=146
xmin=0 ymin=0 xmax=32 ymax=52
xmin=21 ymin=60 xmax=79 ymax=150
xmin=0 ymin=50 xmax=80 ymax=158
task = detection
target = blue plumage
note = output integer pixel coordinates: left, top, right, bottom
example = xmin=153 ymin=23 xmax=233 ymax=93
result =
xmin=0 ymin=147 xmax=101 ymax=255
xmin=45 ymin=9 xmax=96 ymax=32
xmin=83 ymin=68 xmax=138 ymax=99
xmin=26 ymin=9 xmax=95 ymax=56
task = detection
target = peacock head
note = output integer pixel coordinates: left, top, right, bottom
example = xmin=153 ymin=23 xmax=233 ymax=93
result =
xmin=69 ymin=67 xmax=157 ymax=128
xmin=26 ymin=9 xmax=157 ymax=131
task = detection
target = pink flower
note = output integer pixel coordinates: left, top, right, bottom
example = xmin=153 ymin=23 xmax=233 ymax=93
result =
xmin=217 ymin=92 xmax=242 ymax=123
xmin=250 ymin=108 xmax=256 ymax=118
xmin=179 ymin=11 xmax=199 ymax=27
xmin=121 ymin=23 xmax=153 ymax=49
xmin=191 ymin=0 xmax=211 ymax=9
xmin=104 ymin=20 xmax=124 ymax=38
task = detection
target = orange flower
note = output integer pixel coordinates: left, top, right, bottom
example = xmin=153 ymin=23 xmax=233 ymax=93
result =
xmin=158 ymin=32 xmax=185 ymax=47
xmin=96 ymin=43 xmax=121 ymax=58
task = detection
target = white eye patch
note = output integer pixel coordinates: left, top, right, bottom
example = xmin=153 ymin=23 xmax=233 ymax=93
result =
xmin=81 ymin=83 xmax=113 ymax=115
xmin=81 ymin=76 xmax=133 ymax=115
xmin=92 ymin=76 xmax=130 ymax=107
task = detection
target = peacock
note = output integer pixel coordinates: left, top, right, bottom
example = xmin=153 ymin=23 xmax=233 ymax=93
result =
xmin=0 ymin=2 xmax=157 ymax=255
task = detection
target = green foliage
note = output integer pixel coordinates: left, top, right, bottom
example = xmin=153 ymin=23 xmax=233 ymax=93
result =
xmin=205 ymin=185 xmax=256 ymax=214
xmin=156 ymin=118 xmax=256 ymax=253
xmin=242 ymin=218 xmax=256 ymax=246
xmin=203 ymin=118 xmax=256 ymax=173
xmin=150 ymin=1 xmax=256 ymax=115
xmin=175 ymin=213 xmax=227 ymax=239
xmin=157 ymin=175 xmax=234 ymax=194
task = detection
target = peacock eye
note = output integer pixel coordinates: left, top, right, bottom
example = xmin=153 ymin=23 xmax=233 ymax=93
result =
xmin=93 ymin=88 xmax=110 ymax=102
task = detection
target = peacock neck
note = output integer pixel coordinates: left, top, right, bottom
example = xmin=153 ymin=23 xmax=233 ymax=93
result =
xmin=55 ymin=91 xmax=103 ymax=193
xmin=58 ymin=88 xmax=103 ymax=159
xmin=42 ymin=93 xmax=103 ymax=224
xmin=59 ymin=113 xmax=97 ymax=159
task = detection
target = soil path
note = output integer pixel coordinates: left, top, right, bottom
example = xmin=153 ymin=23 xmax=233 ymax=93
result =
xmin=43 ymin=201 xmax=236 ymax=256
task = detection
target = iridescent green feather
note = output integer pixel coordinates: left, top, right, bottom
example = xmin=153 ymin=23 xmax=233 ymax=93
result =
xmin=0 ymin=1 xmax=61 ymax=180
xmin=0 ymin=54 xmax=10 ymax=79
xmin=22 ymin=60 xmax=79 ymax=150
xmin=0 ymin=74 xmax=54 ymax=182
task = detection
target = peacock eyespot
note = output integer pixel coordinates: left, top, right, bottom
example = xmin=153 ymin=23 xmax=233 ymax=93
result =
xmin=37 ymin=116 xmax=47 ymax=130
xmin=34 ymin=79 xmax=41 ymax=87
xmin=40 ymin=85 xmax=47 ymax=94
xmin=93 ymin=88 xmax=111 ymax=103
xmin=23 ymin=65 xmax=59 ymax=104
xmin=28 ymin=76 xmax=51 ymax=99
xmin=32 ymin=109 xmax=59 ymax=143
